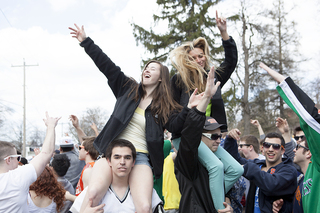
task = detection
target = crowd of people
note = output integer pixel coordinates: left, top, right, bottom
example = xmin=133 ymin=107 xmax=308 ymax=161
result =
xmin=0 ymin=10 xmax=318 ymax=213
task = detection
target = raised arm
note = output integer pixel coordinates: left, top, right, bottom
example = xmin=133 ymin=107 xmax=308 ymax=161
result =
xmin=250 ymin=119 xmax=265 ymax=139
xmin=30 ymin=112 xmax=60 ymax=177
xmin=90 ymin=122 xmax=99 ymax=136
xmin=70 ymin=115 xmax=86 ymax=144
xmin=261 ymin=62 xmax=320 ymax=165
xmin=275 ymin=117 xmax=291 ymax=143
xmin=214 ymin=18 xmax=237 ymax=88
xmin=224 ymin=129 xmax=249 ymax=165
xmin=216 ymin=10 xmax=230 ymax=41
xmin=69 ymin=24 xmax=131 ymax=98
xmin=259 ymin=62 xmax=286 ymax=83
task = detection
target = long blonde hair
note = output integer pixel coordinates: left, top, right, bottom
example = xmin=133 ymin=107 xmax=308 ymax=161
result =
xmin=170 ymin=37 xmax=213 ymax=93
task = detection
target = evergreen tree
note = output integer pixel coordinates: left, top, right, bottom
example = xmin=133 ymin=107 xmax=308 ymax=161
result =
xmin=131 ymin=0 xmax=229 ymax=66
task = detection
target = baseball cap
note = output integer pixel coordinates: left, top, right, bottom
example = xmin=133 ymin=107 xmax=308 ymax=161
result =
xmin=59 ymin=136 xmax=75 ymax=148
xmin=203 ymin=117 xmax=226 ymax=131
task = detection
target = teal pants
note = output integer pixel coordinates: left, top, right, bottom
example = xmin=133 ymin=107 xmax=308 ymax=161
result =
xmin=173 ymin=137 xmax=243 ymax=210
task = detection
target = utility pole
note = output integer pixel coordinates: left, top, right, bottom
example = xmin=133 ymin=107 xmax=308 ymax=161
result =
xmin=12 ymin=58 xmax=38 ymax=157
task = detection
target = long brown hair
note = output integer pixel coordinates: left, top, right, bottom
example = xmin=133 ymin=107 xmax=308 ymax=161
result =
xmin=129 ymin=60 xmax=182 ymax=124
xmin=29 ymin=166 xmax=66 ymax=212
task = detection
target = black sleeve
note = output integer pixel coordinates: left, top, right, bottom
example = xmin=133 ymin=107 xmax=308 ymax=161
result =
xmin=80 ymin=37 xmax=132 ymax=98
xmin=224 ymin=135 xmax=248 ymax=165
xmin=215 ymin=36 xmax=238 ymax=88
xmin=174 ymin=108 xmax=205 ymax=180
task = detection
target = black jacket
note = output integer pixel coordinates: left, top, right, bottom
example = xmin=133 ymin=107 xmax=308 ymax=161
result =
xmin=80 ymin=37 xmax=165 ymax=178
xmin=174 ymin=108 xmax=218 ymax=213
xmin=170 ymin=36 xmax=237 ymax=137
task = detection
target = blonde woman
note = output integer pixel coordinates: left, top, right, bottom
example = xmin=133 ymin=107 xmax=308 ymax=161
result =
xmin=168 ymin=11 xmax=243 ymax=211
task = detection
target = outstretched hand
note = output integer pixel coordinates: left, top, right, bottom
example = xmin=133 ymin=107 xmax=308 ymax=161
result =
xmin=204 ymin=66 xmax=221 ymax=98
xmin=187 ymin=88 xmax=204 ymax=109
xmin=43 ymin=112 xmax=61 ymax=128
xmin=69 ymin=24 xmax=87 ymax=43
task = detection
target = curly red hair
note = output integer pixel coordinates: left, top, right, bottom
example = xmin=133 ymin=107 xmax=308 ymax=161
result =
xmin=29 ymin=166 xmax=66 ymax=211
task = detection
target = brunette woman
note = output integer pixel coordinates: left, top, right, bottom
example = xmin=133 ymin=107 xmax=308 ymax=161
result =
xmin=69 ymin=24 xmax=181 ymax=213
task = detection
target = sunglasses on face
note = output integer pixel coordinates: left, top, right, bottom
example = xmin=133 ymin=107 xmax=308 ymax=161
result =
xmin=296 ymin=144 xmax=309 ymax=151
xmin=262 ymin=142 xmax=284 ymax=151
xmin=79 ymin=145 xmax=85 ymax=150
xmin=202 ymin=133 xmax=222 ymax=140
xmin=3 ymin=155 xmax=21 ymax=162
xmin=239 ymin=144 xmax=251 ymax=148
xmin=294 ymin=135 xmax=305 ymax=141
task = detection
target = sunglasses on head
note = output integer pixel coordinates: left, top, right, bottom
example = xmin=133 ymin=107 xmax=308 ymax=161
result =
xmin=239 ymin=144 xmax=251 ymax=148
xmin=262 ymin=142 xmax=284 ymax=151
xmin=294 ymin=135 xmax=305 ymax=141
xmin=296 ymin=144 xmax=309 ymax=151
xmin=79 ymin=145 xmax=85 ymax=150
xmin=3 ymin=155 xmax=21 ymax=162
xmin=202 ymin=133 xmax=222 ymax=140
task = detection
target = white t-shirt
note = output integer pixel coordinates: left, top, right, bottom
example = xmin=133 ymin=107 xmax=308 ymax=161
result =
xmin=70 ymin=186 xmax=162 ymax=213
xmin=0 ymin=164 xmax=37 ymax=213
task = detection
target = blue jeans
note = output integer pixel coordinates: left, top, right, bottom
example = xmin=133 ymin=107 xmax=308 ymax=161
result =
xmin=172 ymin=137 xmax=243 ymax=210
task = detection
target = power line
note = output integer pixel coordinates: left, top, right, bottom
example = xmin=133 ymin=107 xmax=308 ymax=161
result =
xmin=0 ymin=8 xmax=13 ymax=27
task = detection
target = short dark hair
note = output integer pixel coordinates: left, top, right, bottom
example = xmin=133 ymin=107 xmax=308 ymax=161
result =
xmin=82 ymin=136 xmax=99 ymax=160
xmin=264 ymin=132 xmax=285 ymax=148
xmin=240 ymin=135 xmax=260 ymax=154
xmin=105 ymin=139 xmax=136 ymax=161
xmin=51 ymin=154 xmax=71 ymax=177
xmin=293 ymin=126 xmax=303 ymax=137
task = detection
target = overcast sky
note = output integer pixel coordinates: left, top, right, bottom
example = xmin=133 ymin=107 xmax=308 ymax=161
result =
xmin=1 ymin=0 xmax=319 ymax=144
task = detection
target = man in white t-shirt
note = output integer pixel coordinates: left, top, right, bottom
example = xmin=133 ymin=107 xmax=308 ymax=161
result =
xmin=0 ymin=112 xmax=60 ymax=213
xmin=70 ymin=139 xmax=163 ymax=213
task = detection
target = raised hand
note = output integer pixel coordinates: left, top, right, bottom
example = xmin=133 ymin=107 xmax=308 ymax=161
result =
xmin=69 ymin=115 xmax=80 ymax=128
xmin=187 ymin=88 xmax=204 ymax=109
xmin=216 ymin=11 xmax=229 ymax=40
xmin=276 ymin=117 xmax=289 ymax=134
xmin=69 ymin=24 xmax=87 ymax=43
xmin=204 ymin=66 xmax=221 ymax=98
xmin=250 ymin=119 xmax=260 ymax=127
xmin=216 ymin=10 xmax=227 ymax=32
xmin=43 ymin=112 xmax=61 ymax=128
